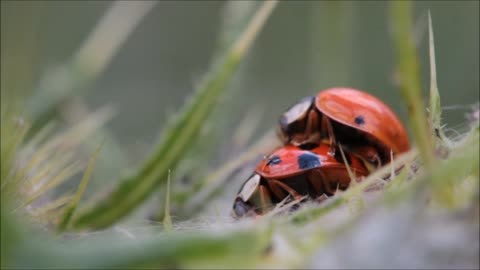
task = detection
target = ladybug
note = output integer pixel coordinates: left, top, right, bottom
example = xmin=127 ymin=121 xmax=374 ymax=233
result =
xmin=232 ymin=143 xmax=369 ymax=218
xmin=278 ymin=87 xmax=410 ymax=167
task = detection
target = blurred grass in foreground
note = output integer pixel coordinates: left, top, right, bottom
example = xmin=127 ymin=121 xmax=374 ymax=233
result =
xmin=1 ymin=1 xmax=478 ymax=269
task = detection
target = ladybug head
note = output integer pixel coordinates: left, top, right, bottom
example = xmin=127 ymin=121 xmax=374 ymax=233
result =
xmin=232 ymin=198 xmax=256 ymax=219
xmin=232 ymin=174 xmax=261 ymax=219
xmin=278 ymin=96 xmax=317 ymax=144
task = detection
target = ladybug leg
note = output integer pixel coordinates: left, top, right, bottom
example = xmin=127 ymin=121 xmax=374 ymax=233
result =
xmin=308 ymin=170 xmax=338 ymax=201
xmin=257 ymin=185 xmax=273 ymax=214
xmin=351 ymin=145 xmax=382 ymax=170
xmin=304 ymin=110 xmax=321 ymax=143
xmin=325 ymin=178 xmax=340 ymax=195
xmin=321 ymin=115 xmax=337 ymax=156
xmin=307 ymin=170 xmax=327 ymax=196
xmin=266 ymin=179 xmax=286 ymax=199
xmin=266 ymin=179 xmax=303 ymax=201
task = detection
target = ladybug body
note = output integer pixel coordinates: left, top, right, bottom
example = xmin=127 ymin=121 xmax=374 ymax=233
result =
xmin=232 ymin=143 xmax=368 ymax=218
xmin=279 ymin=87 xmax=410 ymax=166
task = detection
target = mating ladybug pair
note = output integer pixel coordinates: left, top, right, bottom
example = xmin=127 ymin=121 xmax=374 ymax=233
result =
xmin=232 ymin=87 xmax=411 ymax=218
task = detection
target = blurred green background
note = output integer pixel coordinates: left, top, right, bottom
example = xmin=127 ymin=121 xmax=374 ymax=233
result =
xmin=2 ymin=0 xmax=478 ymax=203
xmin=3 ymin=1 xmax=478 ymax=140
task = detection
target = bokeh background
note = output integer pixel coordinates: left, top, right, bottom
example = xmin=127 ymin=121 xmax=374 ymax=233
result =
xmin=2 ymin=0 xmax=479 ymax=215
xmin=2 ymin=1 xmax=479 ymax=269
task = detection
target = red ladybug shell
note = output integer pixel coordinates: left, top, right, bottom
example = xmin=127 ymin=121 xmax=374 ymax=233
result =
xmin=256 ymin=144 xmax=368 ymax=179
xmin=315 ymin=88 xmax=410 ymax=155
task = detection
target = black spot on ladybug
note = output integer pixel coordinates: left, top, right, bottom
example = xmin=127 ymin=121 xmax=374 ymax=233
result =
xmin=266 ymin=155 xmax=282 ymax=166
xmin=297 ymin=153 xmax=321 ymax=169
xmin=354 ymin=115 xmax=365 ymax=125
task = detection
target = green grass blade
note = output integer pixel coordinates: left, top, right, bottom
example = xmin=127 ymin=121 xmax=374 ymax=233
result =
xmin=162 ymin=170 xmax=173 ymax=231
xmin=19 ymin=162 xmax=82 ymax=209
xmin=390 ymin=1 xmax=436 ymax=170
xmin=32 ymin=194 xmax=74 ymax=217
xmin=57 ymin=141 xmax=104 ymax=232
xmin=426 ymin=11 xmax=453 ymax=150
xmin=428 ymin=11 xmax=441 ymax=132
xmin=71 ymin=1 xmax=278 ymax=230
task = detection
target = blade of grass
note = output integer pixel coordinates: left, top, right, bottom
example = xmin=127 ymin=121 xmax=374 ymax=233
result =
xmin=18 ymin=162 xmax=82 ymax=210
xmin=31 ymin=194 xmax=74 ymax=217
xmin=23 ymin=151 xmax=75 ymax=189
xmin=338 ymin=143 xmax=366 ymax=214
xmin=155 ymin=2 xmax=267 ymax=219
xmin=71 ymin=1 xmax=279 ymax=230
xmin=428 ymin=11 xmax=441 ymax=132
xmin=57 ymin=141 xmax=104 ymax=232
xmin=390 ymin=1 xmax=436 ymax=170
xmin=162 ymin=170 xmax=172 ymax=231
xmin=427 ymin=11 xmax=452 ymax=149
xmin=337 ymin=143 xmax=355 ymax=181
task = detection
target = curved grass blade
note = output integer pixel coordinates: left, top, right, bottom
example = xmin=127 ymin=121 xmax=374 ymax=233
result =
xmin=57 ymin=141 xmax=104 ymax=232
xmin=390 ymin=1 xmax=436 ymax=170
xmin=19 ymin=162 xmax=82 ymax=211
xmin=152 ymin=2 xmax=271 ymax=220
xmin=32 ymin=194 xmax=74 ymax=218
xmin=71 ymin=1 xmax=279 ymax=230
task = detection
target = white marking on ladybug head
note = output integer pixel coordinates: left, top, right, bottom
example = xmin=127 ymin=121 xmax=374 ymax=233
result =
xmin=281 ymin=97 xmax=314 ymax=126
xmin=239 ymin=174 xmax=261 ymax=202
